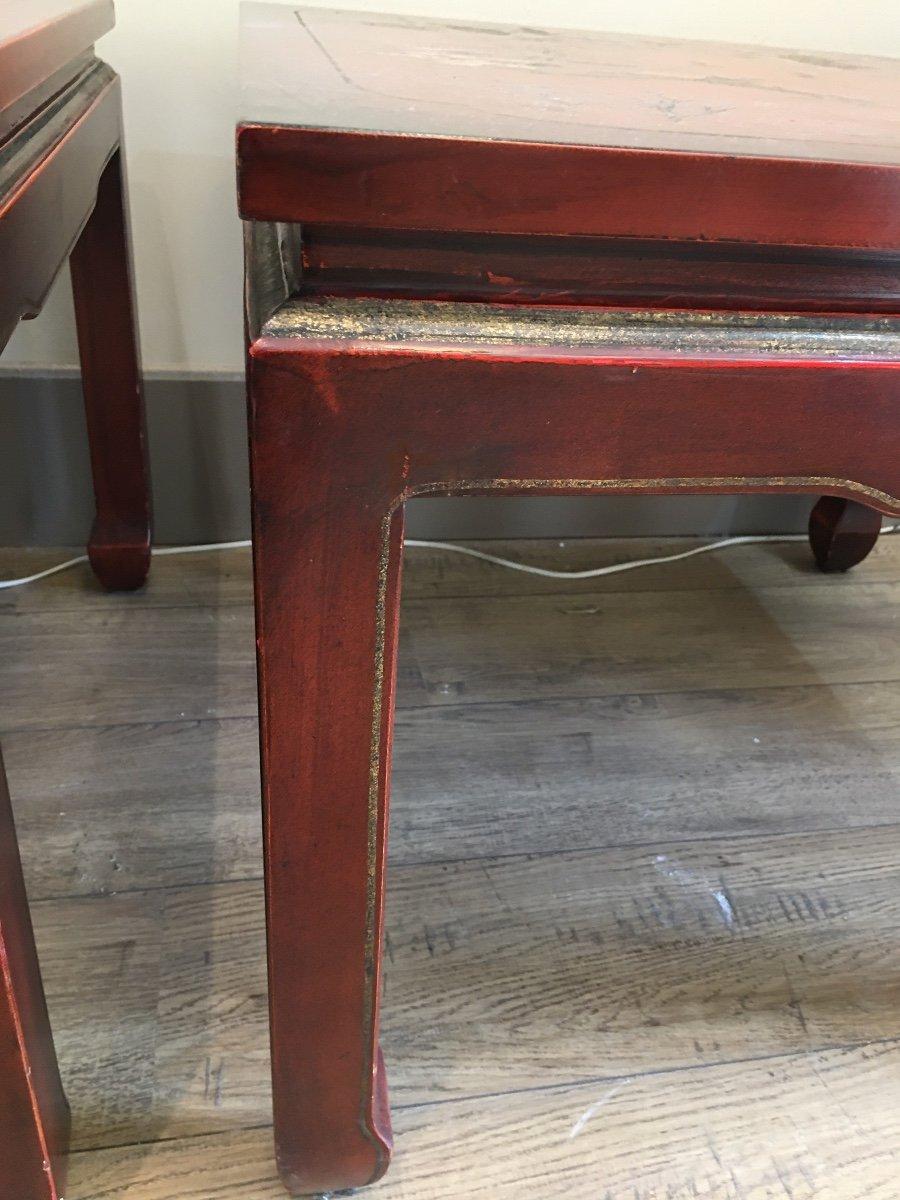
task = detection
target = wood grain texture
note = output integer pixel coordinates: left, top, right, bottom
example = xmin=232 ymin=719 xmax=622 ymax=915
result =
xmin=398 ymin=579 xmax=900 ymax=706
xmin=5 ymin=572 xmax=899 ymax=728
xmin=0 ymin=605 xmax=257 ymax=731
xmin=4 ymin=678 xmax=900 ymax=900
xmin=238 ymin=123 xmax=900 ymax=252
xmin=249 ymin=368 xmax=401 ymax=1193
xmin=61 ymin=1040 xmax=900 ymax=1200
xmin=2 ymin=541 xmax=898 ymax=1197
xmin=250 ymin=312 xmax=900 ymax=527
xmin=27 ymin=823 xmax=900 ymax=1146
xmin=0 ymin=546 xmax=256 ymax=613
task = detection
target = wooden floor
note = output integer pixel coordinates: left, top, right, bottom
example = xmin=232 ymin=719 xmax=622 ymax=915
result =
xmin=2 ymin=533 xmax=900 ymax=1199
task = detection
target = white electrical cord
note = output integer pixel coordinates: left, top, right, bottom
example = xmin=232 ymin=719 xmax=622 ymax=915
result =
xmin=0 ymin=528 xmax=896 ymax=591
xmin=406 ymin=533 xmax=808 ymax=580
xmin=0 ymin=540 xmax=254 ymax=590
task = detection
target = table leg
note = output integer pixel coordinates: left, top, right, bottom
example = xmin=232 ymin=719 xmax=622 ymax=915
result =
xmin=0 ymin=748 xmax=69 ymax=1200
xmin=70 ymin=147 xmax=151 ymax=591
xmin=809 ymin=496 xmax=882 ymax=572
xmin=249 ymin=366 xmax=401 ymax=1194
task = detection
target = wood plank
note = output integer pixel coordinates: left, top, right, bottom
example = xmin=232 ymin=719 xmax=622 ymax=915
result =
xmin=3 ymin=535 xmax=898 ymax=614
xmin=6 ymin=679 xmax=900 ymax=898
xmin=375 ymin=1041 xmax=900 ymax=1199
xmin=67 ymin=1127 xmax=282 ymax=1200
xmin=31 ymin=825 xmax=900 ymax=1147
xmin=32 ymin=880 xmax=269 ymax=1150
xmin=0 ymin=548 xmax=254 ymax=614
xmin=0 ymin=605 xmax=257 ymax=730
xmin=34 ymin=889 xmax=163 ymax=1151
xmin=3 ymin=572 xmax=900 ymax=731
xmin=401 ymin=533 xmax=900 ymax=600
xmin=381 ymin=827 xmax=900 ymax=1102
xmin=400 ymin=580 xmax=900 ymax=707
xmin=387 ymin=680 xmax=900 ymax=865
xmin=5 ymin=718 xmax=262 ymax=898
xmin=63 ymin=1041 xmax=900 ymax=1199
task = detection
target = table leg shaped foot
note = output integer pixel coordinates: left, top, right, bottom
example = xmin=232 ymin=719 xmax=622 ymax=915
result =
xmin=250 ymin=357 xmax=403 ymax=1195
xmin=86 ymin=524 xmax=151 ymax=592
xmin=70 ymin=147 xmax=151 ymax=592
xmin=809 ymin=496 xmax=881 ymax=573
xmin=275 ymin=1047 xmax=393 ymax=1197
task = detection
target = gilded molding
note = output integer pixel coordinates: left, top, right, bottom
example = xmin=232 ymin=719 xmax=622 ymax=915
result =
xmin=263 ymin=295 xmax=900 ymax=359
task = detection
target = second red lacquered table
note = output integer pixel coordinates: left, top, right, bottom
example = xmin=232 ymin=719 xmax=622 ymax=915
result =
xmin=1 ymin=3 xmax=150 ymax=1196
xmin=238 ymin=6 xmax=900 ymax=1194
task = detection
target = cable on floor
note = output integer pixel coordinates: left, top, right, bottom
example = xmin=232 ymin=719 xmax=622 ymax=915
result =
xmin=0 ymin=540 xmax=254 ymax=590
xmin=0 ymin=527 xmax=896 ymax=590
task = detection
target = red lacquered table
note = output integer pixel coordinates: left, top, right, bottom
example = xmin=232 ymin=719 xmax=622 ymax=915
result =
xmin=1 ymin=2 xmax=149 ymax=1196
xmin=0 ymin=0 xmax=150 ymax=591
xmin=239 ymin=6 xmax=900 ymax=1194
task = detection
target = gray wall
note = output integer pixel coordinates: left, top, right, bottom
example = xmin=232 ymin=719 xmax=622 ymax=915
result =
xmin=0 ymin=369 xmax=814 ymax=545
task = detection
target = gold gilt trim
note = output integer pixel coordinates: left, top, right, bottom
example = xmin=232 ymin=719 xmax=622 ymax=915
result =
xmin=359 ymin=468 xmax=900 ymax=1144
xmin=261 ymin=295 xmax=900 ymax=359
xmin=403 ymin=474 xmax=898 ymax=508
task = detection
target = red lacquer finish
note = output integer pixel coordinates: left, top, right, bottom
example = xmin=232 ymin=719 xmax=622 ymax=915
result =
xmin=239 ymin=124 xmax=900 ymax=253
xmin=0 ymin=0 xmax=113 ymax=122
xmin=0 ymin=22 xmax=150 ymax=590
xmin=0 ymin=7 xmax=149 ymax=1195
xmin=247 ymin=307 xmax=900 ymax=1195
xmin=70 ymin=147 xmax=151 ymax=590
xmin=0 ymin=748 xmax=69 ymax=1200
xmin=240 ymin=5 xmax=900 ymax=1194
xmin=250 ymin=396 xmax=402 ymax=1193
xmin=301 ymin=226 xmax=900 ymax=315
xmin=809 ymin=496 xmax=883 ymax=572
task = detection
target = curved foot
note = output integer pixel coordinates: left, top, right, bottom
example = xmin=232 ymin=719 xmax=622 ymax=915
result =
xmin=809 ymin=496 xmax=881 ymax=573
xmin=87 ymin=522 xmax=151 ymax=591
xmin=275 ymin=1047 xmax=392 ymax=1197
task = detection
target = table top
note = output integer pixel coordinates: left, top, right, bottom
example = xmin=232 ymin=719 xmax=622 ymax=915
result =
xmin=240 ymin=3 xmax=899 ymax=166
xmin=0 ymin=0 xmax=113 ymax=133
